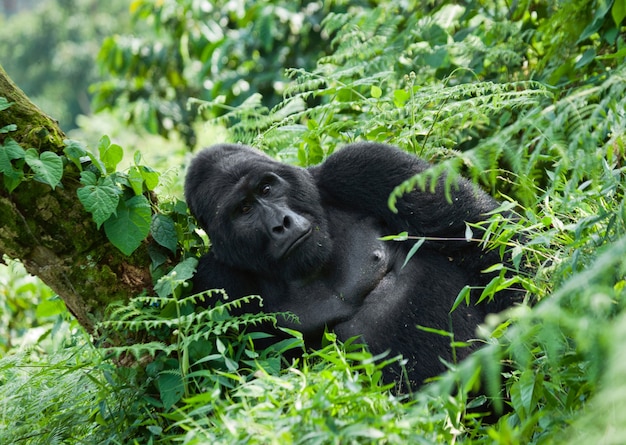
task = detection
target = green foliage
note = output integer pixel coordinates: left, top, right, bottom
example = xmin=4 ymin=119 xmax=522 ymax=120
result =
xmin=66 ymin=136 xmax=162 ymax=256
xmin=562 ymin=309 xmax=626 ymax=444
xmin=24 ymin=149 xmax=63 ymax=189
xmin=0 ymin=137 xmax=26 ymax=192
xmin=103 ymin=194 xmax=152 ymax=256
xmin=93 ymin=0 xmax=349 ymax=146
xmin=1 ymin=262 xmax=299 ymax=443
xmin=2 ymin=0 xmax=626 ymax=443
xmin=198 ymin=2 xmax=557 ymax=158
xmin=0 ymin=348 xmax=105 ymax=444
xmin=485 ymin=236 xmax=626 ymax=443
xmin=5 ymin=95 xmax=200 ymax=269
xmin=0 ymin=0 xmax=130 ymax=130
xmin=186 ymin=1 xmax=626 ymax=442
xmin=169 ymin=336 xmax=456 ymax=444
xmin=0 ymin=126 xmax=65 ymax=192
xmin=1 ymin=93 xmax=199 ymax=259
xmin=94 ymin=265 xmax=306 ymax=438
xmin=152 ymin=213 xmax=178 ymax=253
xmin=529 ymin=0 xmax=626 ymax=85
xmin=77 ymin=171 xmax=121 ymax=228
xmin=0 ymin=337 xmax=181 ymax=444
xmin=0 ymin=257 xmax=69 ymax=353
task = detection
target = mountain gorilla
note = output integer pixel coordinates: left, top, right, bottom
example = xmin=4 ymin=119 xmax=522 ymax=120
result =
xmin=184 ymin=142 xmax=517 ymax=388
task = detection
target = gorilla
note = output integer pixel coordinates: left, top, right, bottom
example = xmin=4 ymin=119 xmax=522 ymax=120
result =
xmin=184 ymin=142 xmax=517 ymax=388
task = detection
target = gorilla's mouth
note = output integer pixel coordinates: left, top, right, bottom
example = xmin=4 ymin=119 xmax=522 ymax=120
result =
xmin=283 ymin=227 xmax=313 ymax=258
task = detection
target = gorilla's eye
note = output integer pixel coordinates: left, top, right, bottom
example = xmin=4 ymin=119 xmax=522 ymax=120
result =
xmin=260 ymin=183 xmax=271 ymax=196
xmin=240 ymin=202 xmax=253 ymax=214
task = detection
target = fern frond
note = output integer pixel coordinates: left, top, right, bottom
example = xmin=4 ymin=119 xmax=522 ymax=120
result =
xmin=105 ymin=342 xmax=175 ymax=359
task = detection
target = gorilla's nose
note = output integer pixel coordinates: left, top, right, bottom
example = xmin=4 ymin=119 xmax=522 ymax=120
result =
xmin=272 ymin=211 xmax=310 ymax=238
xmin=272 ymin=215 xmax=292 ymax=235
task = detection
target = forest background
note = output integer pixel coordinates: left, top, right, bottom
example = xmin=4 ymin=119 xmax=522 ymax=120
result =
xmin=1 ymin=0 xmax=626 ymax=443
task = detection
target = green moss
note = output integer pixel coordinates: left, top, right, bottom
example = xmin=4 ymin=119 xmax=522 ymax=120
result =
xmin=1 ymin=66 xmax=161 ymax=334
xmin=0 ymin=198 xmax=22 ymax=257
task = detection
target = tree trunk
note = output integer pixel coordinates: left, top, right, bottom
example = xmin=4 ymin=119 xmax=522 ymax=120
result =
xmin=0 ymin=65 xmax=156 ymax=334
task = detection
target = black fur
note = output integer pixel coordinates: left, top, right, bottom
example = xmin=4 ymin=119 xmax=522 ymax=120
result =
xmin=185 ymin=142 xmax=516 ymax=388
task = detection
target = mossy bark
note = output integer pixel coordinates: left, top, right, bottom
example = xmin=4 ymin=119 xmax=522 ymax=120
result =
xmin=0 ymin=65 xmax=155 ymax=335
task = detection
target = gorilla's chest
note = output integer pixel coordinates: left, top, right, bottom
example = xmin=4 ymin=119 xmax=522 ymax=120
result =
xmin=259 ymin=210 xmax=407 ymax=336
xmin=329 ymin=214 xmax=396 ymax=305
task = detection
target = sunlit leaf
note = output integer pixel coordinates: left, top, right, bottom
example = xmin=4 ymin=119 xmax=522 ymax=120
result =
xmin=24 ymin=149 xmax=63 ymax=189
xmin=77 ymin=174 xmax=120 ymax=228
xmin=151 ymin=213 xmax=177 ymax=253
xmin=371 ymin=85 xmax=382 ymax=99
xmin=104 ymin=195 xmax=151 ymax=256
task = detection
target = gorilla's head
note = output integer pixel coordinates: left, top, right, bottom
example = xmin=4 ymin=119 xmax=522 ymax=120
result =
xmin=185 ymin=144 xmax=332 ymax=278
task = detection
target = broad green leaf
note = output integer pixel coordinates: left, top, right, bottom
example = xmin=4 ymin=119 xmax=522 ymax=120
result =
xmin=1 ymin=138 xmax=26 ymax=163
xmin=613 ymin=0 xmax=626 ymax=27
xmin=97 ymin=134 xmax=111 ymax=152
xmin=393 ymin=89 xmax=410 ymax=108
xmin=575 ymin=48 xmax=596 ymax=69
xmin=140 ymin=165 xmax=159 ymax=190
xmin=224 ymin=356 xmax=239 ymax=372
xmin=24 ymin=149 xmax=63 ymax=189
xmin=105 ymin=143 xmax=123 ymax=170
xmin=169 ymin=256 xmax=197 ymax=282
xmin=148 ymin=243 xmax=169 ymax=271
xmin=0 ymin=138 xmax=25 ymax=180
xmin=104 ymin=195 xmax=152 ymax=256
xmin=371 ymin=85 xmax=382 ymax=99
xmin=0 ymin=97 xmax=13 ymax=111
xmin=1 ymin=124 xmax=17 ymax=134
xmin=86 ymin=150 xmax=106 ymax=175
xmin=128 ymin=165 xmax=160 ymax=194
xmin=216 ymin=338 xmax=226 ymax=354
xmin=63 ymin=139 xmax=89 ymax=170
xmin=146 ymin=426 xmax=162 ymax=436
xmin=578 ymin=0 xmax=612 ymax=43
xmin=510 ymin=369 xmax=543 ymax=420
xmin=151 ymin=213 xmax=177 ymax=253
xmin=35 ymin=296 xmax=66 ymax=318
xmin=77 ymin=176 xmax=120 ymax=228
xmin=154 ymin=257 xmax=198 ymax=298
xmin=79 ymin=170 xmax=98 ymax=187
xmin=98 ymin=135 xmax=123 ymax=173
xmin=424 ymin=46 xmax=449 ymax=69
xmin=156 ymin=371 xmax=184 ymax=410
xmin=128 ymin=166 xmax=144 ymax=195
xmin=306 ymin=118 xmax=319 ymax=130
xmin=2 ymin=168 xmax=24 ymax=193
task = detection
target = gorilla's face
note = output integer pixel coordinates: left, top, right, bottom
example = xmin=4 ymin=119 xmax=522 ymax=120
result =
xmin=185 ymin=144 xmax=332 ymax=278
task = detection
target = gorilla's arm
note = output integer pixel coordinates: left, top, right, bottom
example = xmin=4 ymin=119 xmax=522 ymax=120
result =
xmin=192 ymin=252 xmax=261 ymax=305
xmin=193 ymin=251 xmax=356 ymax=340
xmin=314 ymin=142 xmax=498 ymax=241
